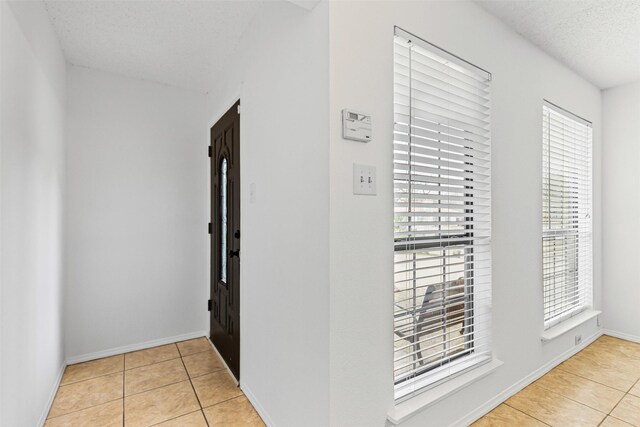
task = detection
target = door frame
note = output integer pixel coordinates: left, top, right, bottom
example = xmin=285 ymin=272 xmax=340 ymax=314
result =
xmin=209 ymin=98 xmax=242 ymax=381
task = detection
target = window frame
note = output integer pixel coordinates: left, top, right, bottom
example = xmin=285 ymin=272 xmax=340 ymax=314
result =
xmin=393 ymin=26 xmax=493 ymax=400
xmin=541 ymin=100 xmax=593 ymax=330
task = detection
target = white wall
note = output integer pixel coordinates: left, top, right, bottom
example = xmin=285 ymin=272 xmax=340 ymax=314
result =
xmin=65 ymin=65 xmax=209 ymax=359
xmin=205 ymin=2 xmax=329 ymax=426
xmin=328 ymin=1 xmax=602 ymax=426
xmin=602 ymin=81 xmax=640 ymax=340
xmin=0 ymin=1 xmax=67 ymax=425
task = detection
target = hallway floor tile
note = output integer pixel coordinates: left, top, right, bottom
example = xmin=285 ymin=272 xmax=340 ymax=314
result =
xmin=473 ymin=335 xmax=640 ymax=426
xmin=45 ymin=337 xmax=265 ymax=427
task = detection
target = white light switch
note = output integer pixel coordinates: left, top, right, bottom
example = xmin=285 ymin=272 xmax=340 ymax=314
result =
xmin=353 ymin=164 xmax=376 ymax=195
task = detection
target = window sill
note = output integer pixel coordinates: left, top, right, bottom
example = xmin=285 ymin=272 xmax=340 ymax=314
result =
xmin=387 ymin=359 xmax=503 ymax=425
xmin=541 ymin=309 xmax=601 ymax=342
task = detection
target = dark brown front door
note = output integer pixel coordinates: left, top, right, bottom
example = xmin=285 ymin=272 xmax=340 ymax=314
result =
xmin=210 ymin=100 xmax=240 ymax=380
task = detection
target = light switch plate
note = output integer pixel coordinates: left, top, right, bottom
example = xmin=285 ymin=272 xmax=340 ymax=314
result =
xmin=353 ymin=164 xmax=376 ymax=195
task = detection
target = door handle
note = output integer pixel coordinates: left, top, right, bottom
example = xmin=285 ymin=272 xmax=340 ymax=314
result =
xmin=229 ymin=249 xmax=240 ymax=258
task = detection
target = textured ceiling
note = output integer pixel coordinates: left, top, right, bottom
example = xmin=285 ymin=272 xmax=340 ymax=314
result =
xmin=44 ymin=0 xmax=263 ymax=93
xmin=475 ymin=0 xmax=640 ymax=89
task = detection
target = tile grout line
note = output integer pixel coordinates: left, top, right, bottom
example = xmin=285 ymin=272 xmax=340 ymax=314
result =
xmin=502 ymin=402 xmax=552 ymax=426
xmin=122 ymin=357 xmax=193 ymax=398
xmin=147 ymin=409 xmax=205 ymax=426
xmin=185 ymin=367 xmax=227 ymax=381
xmin=123 ymin=342 xmax=182 ymax=371
xmin=62 ymin=344 xmax=209 ymax=388
xmin=124 ymin=356 xmax=182 ymax=372
xmin=176 ymin=338 xmax=214 ymax=359
xmin=549 ymin=366 xmax=630 ymax=393
xmin=45 ymin=397 xmax=124 ymax=421
xmin=605 ymin=390 xmax=627 ymax=417
xmin=629 ymin=377 xmax=640 ymax=398
xmin=533 ymin=378 xmax=621 ymax=417
xmin=554 ymin=366 xmax=637 ymax=393
xmin=58 ymin=369 xmax=124 ymax=388
xmin=50 ymin=338 xmax=257 ymax=426
xmin=603 ymin=390 xmax=640 ymax=426
xmin=485 ymin=337 xmax=640 ymax=426
xmin=122 ymin=367 xmax=125 ymax=427
xmin=61 ymin=339 xmax=203 ymax=375
xmin=123 ymin=358 xmax=224 ymax=398
xmin=121 ymin=379 xmax=206 ymax=424
xmin=179 ymin=354 xmax=210 ymax=427
xmin=605 ymin=412 xmax=635 ymax=426
xmin=69 ymin=357 xmax=217 ymax=417
xmin=533 ymin=354 xmax=634 ymax=426
xmin=200 ymin=394 xmax=246 ymax=410
xmin=605 ymin=392 xmax=627 ymax=423
xmin=127 ymin=339 xmax=213 ymax=426
xmin=122 ymin=341 xmax=213 ymax=370
xmin=47 ymin=360 xmax=126 ymax=421
xmin=183 ymin=341 xmax=262 ymax=424
xmin=553 ymin=346 xmax=640 ymax=426
xmin=49 ymin=342 xmax=185 ymax=423
xmin=178 ymin=348 xmax=213 ymax=358
xmin=125 ymin=378 xmax=191 ymax=399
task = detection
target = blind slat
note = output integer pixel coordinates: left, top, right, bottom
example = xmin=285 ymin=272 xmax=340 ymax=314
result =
xmin=393 ymin=28 xmax=492 ymax=398
xmin=542 ymin=103 xmax=593 ymax=330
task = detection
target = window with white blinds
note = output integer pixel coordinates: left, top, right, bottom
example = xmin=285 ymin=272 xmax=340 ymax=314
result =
xmin=542 ymin=102 xmax=593 ymax=330
xmin=393 ymin=27 xmax=492 ymax=400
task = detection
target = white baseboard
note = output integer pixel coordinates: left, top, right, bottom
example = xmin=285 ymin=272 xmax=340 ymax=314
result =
xmin=65 ymin=330 xmax=208 ymax=365
xmin=451 ymin=329 xmax=604 ymax=427
xmin=38 ymin=362 xmax=65 ymax=427
xmin=602 ymin=329 xmax=640 ymax=344
xmin=242 ymin=382 xmax=274 ymax=427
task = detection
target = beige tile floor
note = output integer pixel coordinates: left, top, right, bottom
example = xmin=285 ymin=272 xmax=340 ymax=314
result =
xmin=473 ymin=335 xmax=640 ymax=427
xmin=45 ymin=337 xmax=265 ymax=427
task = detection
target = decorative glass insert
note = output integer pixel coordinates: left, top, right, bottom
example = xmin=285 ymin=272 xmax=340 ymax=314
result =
xmin=220 ymin=157 xmax=228 ymax=283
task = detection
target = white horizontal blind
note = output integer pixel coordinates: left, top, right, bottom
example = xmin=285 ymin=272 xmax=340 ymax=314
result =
xmin=542 ymin=102 xmax=593 ymax=329
xmin=393 ymin=27 xmax=492 ymax=400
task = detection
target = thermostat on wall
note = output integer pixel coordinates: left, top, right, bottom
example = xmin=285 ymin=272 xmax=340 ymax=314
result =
xmin=342 ymin=109 xmax=372 ymax=142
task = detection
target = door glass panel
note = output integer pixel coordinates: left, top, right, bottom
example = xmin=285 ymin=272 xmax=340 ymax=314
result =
xmin=220 ymin=157 xmax=228 ymax=283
